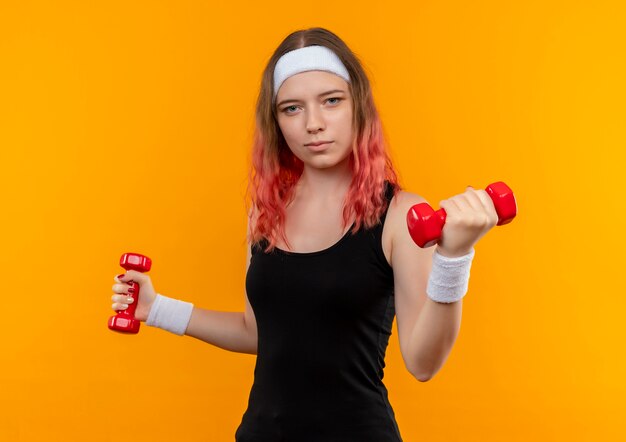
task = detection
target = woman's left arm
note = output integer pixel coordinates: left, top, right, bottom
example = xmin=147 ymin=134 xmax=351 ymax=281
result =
xmin=390 ymin=187 xmax=499 ymax=382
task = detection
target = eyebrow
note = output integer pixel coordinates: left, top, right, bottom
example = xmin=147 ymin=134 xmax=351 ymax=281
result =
xmin=276 ymin=89 xmax=346 ymax=108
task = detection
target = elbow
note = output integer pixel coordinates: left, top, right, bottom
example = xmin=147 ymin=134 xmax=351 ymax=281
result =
xmin=408 ymin=365 xmax=434 ymax=382
xmin=414 ymin=372 xmax=433 ymax=382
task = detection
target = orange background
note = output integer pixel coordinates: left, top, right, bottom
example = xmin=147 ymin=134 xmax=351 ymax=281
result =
xmin=1 ymin=1 xmax=624 ymax=440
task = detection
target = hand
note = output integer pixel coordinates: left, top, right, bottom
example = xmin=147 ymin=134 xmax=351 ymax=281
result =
xmin=436 ymin=186 xmax=499 ymax=258
xmin=111 ymin=270 xmax=158 ymax=322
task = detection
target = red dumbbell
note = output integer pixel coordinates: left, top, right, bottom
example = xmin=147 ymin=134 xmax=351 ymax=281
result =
xmin=406 ymin=181 xmax=517 ymax=248
xmin=108 ymin=252 xmax=152 ymax=334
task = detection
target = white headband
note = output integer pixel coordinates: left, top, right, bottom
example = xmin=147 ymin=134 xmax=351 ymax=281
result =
xmin=273 ymin=45 xmax=351 ymax=100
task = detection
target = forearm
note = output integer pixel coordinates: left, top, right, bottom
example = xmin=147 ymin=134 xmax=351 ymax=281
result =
xmin=407 ymin=297 xmax=463 ymax=381
xmin=185 ymin=307 xmax=258 ymax=355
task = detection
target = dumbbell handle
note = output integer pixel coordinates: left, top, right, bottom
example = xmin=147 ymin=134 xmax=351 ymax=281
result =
xmin=406 ymin=181 xmax=517 ymax=248
xmin=108 ymin=253 xmax=152 ymax=334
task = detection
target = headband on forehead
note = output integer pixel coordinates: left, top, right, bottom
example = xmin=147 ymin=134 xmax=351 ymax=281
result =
xmin=273 ymin=45 xmax=351 ymax=100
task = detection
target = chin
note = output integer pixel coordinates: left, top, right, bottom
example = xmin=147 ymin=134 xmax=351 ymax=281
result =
xmin=310 ymin=155 xmax=351 ymax=170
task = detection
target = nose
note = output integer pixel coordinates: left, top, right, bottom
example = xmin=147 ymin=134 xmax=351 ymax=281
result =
xmin=305 ymin=107 xmax=326 ymax=133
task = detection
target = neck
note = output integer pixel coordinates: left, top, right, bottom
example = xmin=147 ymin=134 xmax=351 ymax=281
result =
xmin=296 ymin=157 xmax=352 ymax=203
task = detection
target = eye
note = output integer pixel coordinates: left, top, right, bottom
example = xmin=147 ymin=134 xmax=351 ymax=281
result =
xmin=280 ymin=97 xmax=343 ymax=115
xmin=282 ymin=105 xmax=298 ymax=114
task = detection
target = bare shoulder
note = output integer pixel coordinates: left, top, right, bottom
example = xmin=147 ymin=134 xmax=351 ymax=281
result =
xmin=388 ymin=189 xmax=428 ymax=212
xmin=384 ymin=189 xmax=430 ymax=265
xmin=386 ymin=189 xmax=429 ymax=238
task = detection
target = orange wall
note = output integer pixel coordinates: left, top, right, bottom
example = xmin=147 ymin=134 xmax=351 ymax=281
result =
xmin=1 ymin=1 xmax=624 ymax=440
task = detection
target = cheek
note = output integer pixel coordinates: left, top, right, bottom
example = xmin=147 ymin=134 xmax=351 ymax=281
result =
xmin=277 ymin=120 xmax=298 ymax=142
xmin=337 ymin=115 xmax=354 ymax=143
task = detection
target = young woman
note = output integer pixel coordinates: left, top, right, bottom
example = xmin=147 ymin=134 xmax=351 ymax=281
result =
xmin=110 ymin=27 xmax=498 ymax=441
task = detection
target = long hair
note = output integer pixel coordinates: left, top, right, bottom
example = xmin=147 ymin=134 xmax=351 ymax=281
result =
xmin=246 ymin=27 xmax=401 ymax=253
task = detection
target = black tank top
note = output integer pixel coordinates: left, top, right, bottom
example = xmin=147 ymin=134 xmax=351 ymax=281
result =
xmin=235 ymin=181 xmax=403 ymax=442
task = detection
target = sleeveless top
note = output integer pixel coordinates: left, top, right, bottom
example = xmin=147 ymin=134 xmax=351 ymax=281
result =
xmin=235 ymin=181 xmax=403 ymax=442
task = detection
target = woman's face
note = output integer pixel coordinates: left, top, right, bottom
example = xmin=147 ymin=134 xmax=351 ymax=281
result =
xmin=275 ymin=70 xmax=354 ymax=170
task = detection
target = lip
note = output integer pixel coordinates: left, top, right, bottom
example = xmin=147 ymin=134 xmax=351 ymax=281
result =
xmin=305 ymin=141 xmax=332 ymax=147
xmin=306 ymin=141 xmax=333 ymax=152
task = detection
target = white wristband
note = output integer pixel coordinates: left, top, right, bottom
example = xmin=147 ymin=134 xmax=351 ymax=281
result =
xmin=146 ymin=293 xmax=194 ymax=336
xmin=426 ymin=248 xmax=475 ymax=303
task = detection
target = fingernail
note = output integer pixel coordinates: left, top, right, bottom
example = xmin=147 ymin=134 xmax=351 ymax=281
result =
xmin=126 ymin=297 xmax=134 ymax=303
xmin=128 ymin=287 xmax=135 ymax=293
xmin=117 ymin=273 xmax=125 ymax=280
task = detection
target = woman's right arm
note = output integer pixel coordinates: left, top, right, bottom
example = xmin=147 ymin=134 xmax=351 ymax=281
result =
xmin=184 ymin=242 xmax=258 ymax=355
xmin=111 ymin=216 xmax=259 ymax=354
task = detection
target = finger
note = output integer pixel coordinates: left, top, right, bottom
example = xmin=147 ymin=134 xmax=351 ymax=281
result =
xmin=111 ymin=294 xmax=134 ymax=304
xmin=472 ymin=188 xmax=499 ymax=224
xmin=114 ymin=274 xmax=135 ymax=286
xmin=118 ymin=270 xmax=147 ymax=284
xmin=446 ymin=191 xmax=487 ymax=227
xmin=111 ymin=283 xmax=132 ymax=294
xmin=463 ymin=187 xmax=489 ymax=214
xmin=450 ymin=195 xmax=478 ymax=221
xmin=112 ymin=302 xmax=129 ymax=310
xmin=439 ymin=198 xmax=461 ymax=220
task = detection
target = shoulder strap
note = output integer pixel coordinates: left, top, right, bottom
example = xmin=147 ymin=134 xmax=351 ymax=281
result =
xmin=384 ymin=180 xmax=394 ymax=202
xmin=379 ymin=180 xmax=396 ymax=224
